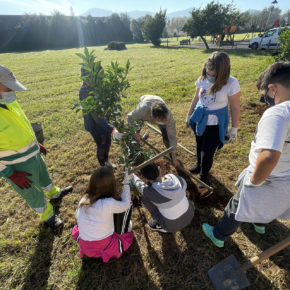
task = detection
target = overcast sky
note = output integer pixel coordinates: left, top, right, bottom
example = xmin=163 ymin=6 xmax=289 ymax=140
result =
xmin=0 ymin=0 xmax=289 ymax=15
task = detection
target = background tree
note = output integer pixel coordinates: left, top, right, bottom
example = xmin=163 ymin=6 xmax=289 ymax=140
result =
xmin=168 ymin=17 xmax=187 ymax=40
xmin=142 ymin=10 xmax=166 ymax=46
xmin=275 ymin=27 xmax=290 ymax=61
xmin=130 ymin=16 xmax=149 ymax=42
xmin=182 ymin=1 xmax=240 ymax=49
xmin=281 ymin=10 xmax=290 ymax=27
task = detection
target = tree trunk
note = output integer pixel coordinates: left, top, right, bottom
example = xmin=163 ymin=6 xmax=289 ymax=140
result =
xmin=200 ymin=35 xmax=209 ymax=50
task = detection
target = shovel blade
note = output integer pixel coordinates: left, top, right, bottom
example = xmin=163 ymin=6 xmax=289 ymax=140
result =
xmin=208 ymin=255 xmax=250 ymax=290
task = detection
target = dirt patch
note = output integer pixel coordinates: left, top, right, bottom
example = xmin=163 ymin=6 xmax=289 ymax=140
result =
xmin=248 ymin=102 xmax=267 ymax=116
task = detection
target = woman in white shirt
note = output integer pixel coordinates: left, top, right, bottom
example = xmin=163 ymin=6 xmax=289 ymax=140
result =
xmin=72 ymin=167 xmax=133 ymax=262
xmin=186 ymin=51 xmax=241 ymax=187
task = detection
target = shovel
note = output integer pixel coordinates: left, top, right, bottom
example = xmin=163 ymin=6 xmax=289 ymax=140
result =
xmin=208 ymin=235 xmax=290 ymax=290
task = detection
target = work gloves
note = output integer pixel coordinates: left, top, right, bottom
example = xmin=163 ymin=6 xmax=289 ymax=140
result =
xmin=244 ymin=175 xmax=270 ymax=188
xmin=185 ymin=115 xmax=191 ymax=127
xmin=112 ymin=128 xmax=123 ymax=140
xmin=39 ymin=143 xmax=47 ymax=155
xmin=8 ymin=171 xmax=32 ymax=189
xmin=226 ymin=127 xmax=238 ymax=143
xmin=123 ymin=168 xmax=131 ymax=185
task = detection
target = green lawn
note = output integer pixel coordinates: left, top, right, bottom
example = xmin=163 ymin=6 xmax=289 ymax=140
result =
xmin=0 ymin=44 xmax=289 ymax=289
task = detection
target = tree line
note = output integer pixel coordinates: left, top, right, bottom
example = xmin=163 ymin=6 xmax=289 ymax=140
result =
xmin=0 ymin=1 xmax=289 ymax=52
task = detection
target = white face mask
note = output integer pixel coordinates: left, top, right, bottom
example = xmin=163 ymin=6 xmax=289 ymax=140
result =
xmin=155 ymin=121 xmax=166 ymax=125
xmin=0 ymin=91 xmax=16 ymax=104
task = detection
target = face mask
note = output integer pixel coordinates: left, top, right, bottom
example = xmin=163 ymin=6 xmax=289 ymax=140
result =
xmin=0 ymin=91 xmax=16 ymax=104
xmin=155 ymin=121 xmax=166 ymax=125
xmin=260 ymin=90 xmax=275 ymax=107
xmin=206 ymin=74 xmax=215 ymax=84
xmin=264 ymin=95 xmax=275 ymax=107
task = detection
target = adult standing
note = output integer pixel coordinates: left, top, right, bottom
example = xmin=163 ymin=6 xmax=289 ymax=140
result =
xmin=127 ymin=95 xmax=179 ymax=167
xmin=186 ymin=52 xmax=241 ymax=186
xmin=0 ymin=65 xmax=72 ymax=228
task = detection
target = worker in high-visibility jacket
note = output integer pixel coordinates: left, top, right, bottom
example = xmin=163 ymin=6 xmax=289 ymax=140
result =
xmin=0 ymin=64 xmax=72 ymax=228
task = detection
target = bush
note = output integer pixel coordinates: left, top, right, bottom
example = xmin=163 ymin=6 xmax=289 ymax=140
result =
xmin=276 ymin=28 xmax=290 ymax=61
xmin=106 ymin=41 xmax=127 ymax=50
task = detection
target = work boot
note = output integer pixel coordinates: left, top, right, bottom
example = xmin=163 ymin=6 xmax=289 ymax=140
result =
xmin=50 ymin=186 xmax=73 ymax=201
xmin=44 ymin=215 xmax=63 ymax=229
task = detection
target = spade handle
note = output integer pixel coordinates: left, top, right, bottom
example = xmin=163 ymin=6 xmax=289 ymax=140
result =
xmin=240 ymin=236 xmax=290 ymax=272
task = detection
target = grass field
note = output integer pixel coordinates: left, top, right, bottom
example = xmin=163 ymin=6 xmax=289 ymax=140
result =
xmin=0 ymin=43 xmax=289 ymax=290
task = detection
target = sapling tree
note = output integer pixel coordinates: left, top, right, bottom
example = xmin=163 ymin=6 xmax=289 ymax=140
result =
xmin=73 ymin=47 xmax=152 ymax=167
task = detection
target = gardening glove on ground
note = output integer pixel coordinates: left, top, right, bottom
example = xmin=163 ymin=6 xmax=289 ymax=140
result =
xmin=39 ymin=143 xmax=47 ymax=155
xmin=244 ymin=175 xmax=270 ymax=187
xmin=8 ymin=171 xmax=32 ymax=189
xmin=123 ymin=168 xmax=131 ymax=185
xmin=226 ymin=127 xmax=238 ymax=143
xmin=112 ymin=128 xmax=123 ymax=140
xmin=185 ymin=115 xmax=191 ymax=127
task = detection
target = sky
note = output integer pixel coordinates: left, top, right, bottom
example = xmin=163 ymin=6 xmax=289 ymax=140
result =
xmin=0 ymin=0 xmax=289 ymax=16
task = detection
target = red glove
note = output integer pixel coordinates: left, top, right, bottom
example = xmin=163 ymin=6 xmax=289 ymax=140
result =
xmin=39 ymin=143 xmax=47 ymax=155
xmin=8 ymin=171 xmax=32 ymax=189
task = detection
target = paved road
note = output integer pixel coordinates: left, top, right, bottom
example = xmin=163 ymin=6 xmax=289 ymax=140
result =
xmin=175 ymin=41 xmax=251 ymax=50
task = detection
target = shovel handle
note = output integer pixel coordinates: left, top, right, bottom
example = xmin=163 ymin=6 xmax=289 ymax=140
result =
xmin=240 ymin=236 xmax=290 ymax=272
xmin=128 ymin=146 xmax=174 ymax=174
xmin=141 ymin=138 xmax=213 ymax=192
xmin=146 ymin=122 xmax=196 ymax=157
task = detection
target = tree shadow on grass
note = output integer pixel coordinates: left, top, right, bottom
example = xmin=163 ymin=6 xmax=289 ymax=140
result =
xmin=241 ymin=220 xmax=290 ymax=271
xmin=21 ymin=200 xmax=63 ymax=290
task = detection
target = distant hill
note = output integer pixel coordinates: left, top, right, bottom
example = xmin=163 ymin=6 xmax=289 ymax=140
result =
xmin=81 ymin=8 xmax=193 ymax=19
xmin=167 ymin=8 xmax=192 ymax=18
xmin=127 ymin=10 xmax=154 ymax=18
xmin=81 ymin=8 xmax=113 ymax=17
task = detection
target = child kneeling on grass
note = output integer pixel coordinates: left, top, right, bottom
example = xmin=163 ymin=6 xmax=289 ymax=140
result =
xmin=131 ymin=163 xmax=194 ymax=233
xmin=72 ymin=167 xmax=133 ymax=262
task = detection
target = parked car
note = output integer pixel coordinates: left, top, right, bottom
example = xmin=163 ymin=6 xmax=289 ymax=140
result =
xmin=249 ymin=27 xmax=290 ymax=50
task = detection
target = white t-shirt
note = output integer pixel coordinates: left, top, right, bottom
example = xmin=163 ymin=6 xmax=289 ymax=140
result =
xmin=195 ymin=76 xmax=240 ymax=125
xmin=248 ymin=100 xmax=290 ymax=179
xmin=235 ymin=101 xmax=290 ymax=223
xmin=76 ymin=184 xmax=131 ymax=241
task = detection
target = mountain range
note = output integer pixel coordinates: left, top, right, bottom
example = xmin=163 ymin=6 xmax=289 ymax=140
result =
xmin=81 ymin=8 xmax=193 ymax=18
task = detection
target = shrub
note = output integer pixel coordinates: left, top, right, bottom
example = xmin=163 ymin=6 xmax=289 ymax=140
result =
xmin=276 ymin=28 xmax=290 ymax=61
xmin=106 ymin=41 xmax=127 ymax=50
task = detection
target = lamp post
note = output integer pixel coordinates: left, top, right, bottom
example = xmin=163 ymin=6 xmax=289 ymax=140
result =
xmin=264 ymin=0 xmax=278 ymax=31
xmin=166 ymin=18 xmax=170 ymax=47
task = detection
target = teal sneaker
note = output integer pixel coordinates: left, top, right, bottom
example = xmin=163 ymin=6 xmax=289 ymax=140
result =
xmin=252 ymin=223 xmax=266 ymax=234
xmin=202 ymin=223 xmax=224 ymax=248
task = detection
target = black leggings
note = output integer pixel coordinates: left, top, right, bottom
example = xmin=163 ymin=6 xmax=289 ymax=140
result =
xmin=194 ymin=125 xmax=221 ymax=181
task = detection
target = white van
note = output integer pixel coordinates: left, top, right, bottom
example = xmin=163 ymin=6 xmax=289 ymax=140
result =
xmin=249 ymin=27 xmax=290 ymax=50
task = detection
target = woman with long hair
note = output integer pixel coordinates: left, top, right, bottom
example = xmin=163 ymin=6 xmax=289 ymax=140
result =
xmin=186 ymin=51 xmax=241 ymax=187
xmin=72 ymin=167 xmax=133 ymax=262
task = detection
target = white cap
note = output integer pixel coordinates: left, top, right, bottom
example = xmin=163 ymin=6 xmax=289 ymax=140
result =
xmin=0 ymin=65 xmax=26 ymax=91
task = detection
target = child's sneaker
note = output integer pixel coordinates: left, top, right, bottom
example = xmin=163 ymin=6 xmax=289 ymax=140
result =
xmin=202 ymin=223 xmax=224 ymax=248
xmin=148 ymin=220 xmax=168 ymax=233
xmin=252 ymin=223 xmax=266 ymax=234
